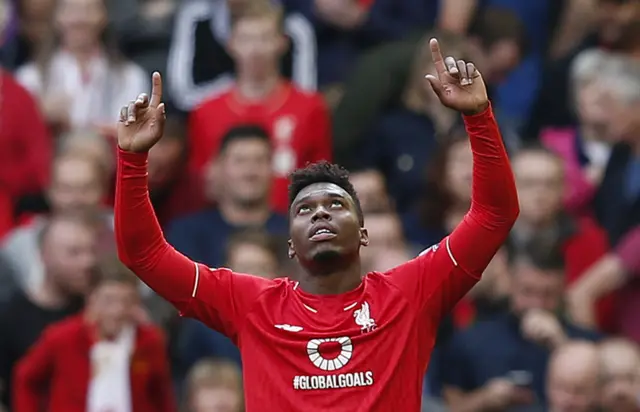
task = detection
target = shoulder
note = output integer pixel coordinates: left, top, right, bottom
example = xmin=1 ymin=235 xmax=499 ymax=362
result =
xmin=449 ymin=315 xmax=513 ymax=348
xmin=168 ymin=209 xmax=221 ymax=232
xmin=40 ymin=315 xmax=85 ymax=342
xmin=136 ymin=323 xmax=166 ymax=345
xmin=14 ymin=63 xmax=41 ymax=92
xmin=288 ymin=85 xmax=325 ymax=108
xmin=563 ymin=321 xmax=602 ymax=342
xmin=193 ymin=91 xmax=230 ymax=113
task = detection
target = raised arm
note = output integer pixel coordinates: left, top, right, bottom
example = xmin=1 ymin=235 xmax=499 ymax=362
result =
xmin=388 ymin=40 xmax=519 ymax=317
xmin=115 ymin=73 xmax=272 ymax=338
xmin=425 ymin=39 xmax=519 ymax=307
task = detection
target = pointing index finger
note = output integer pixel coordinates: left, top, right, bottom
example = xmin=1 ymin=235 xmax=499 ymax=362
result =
xmin=149 ymin=72 xmax=163 ymax=108
xmin=429 ymin=38 xmax=447 ymax=77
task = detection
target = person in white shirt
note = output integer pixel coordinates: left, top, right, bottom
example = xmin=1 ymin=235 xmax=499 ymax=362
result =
xmin=15 ymin=0 xmax=149 ymax=135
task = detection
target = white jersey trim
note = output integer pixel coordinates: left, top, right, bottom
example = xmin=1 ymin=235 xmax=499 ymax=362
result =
xmin=445 ymin=237 xmax=458 ymax=266
xmin=191 ymin=262 xmax=200 ymax=297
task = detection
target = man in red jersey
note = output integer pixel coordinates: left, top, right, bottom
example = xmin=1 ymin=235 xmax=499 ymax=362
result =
xmin=188 ymin=1 xmax=331 ymax=213
xmin=114 ymin=38 xmax=519 ymax=412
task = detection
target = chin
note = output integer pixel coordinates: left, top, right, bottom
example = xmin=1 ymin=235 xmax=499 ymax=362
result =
xmin=311 ymin=249 xmax=343 ymax=265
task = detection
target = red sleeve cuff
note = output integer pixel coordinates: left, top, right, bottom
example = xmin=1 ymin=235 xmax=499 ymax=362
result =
xmin=616 ymin=227 xmax=640 ymax=275
xmin=118 ymin=147 xmax=149 ymax=164
xmin=462 ymin=102 xmax=494 ymax=127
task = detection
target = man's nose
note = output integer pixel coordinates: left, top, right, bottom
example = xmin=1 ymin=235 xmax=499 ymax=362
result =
xmin=311 ymin=206 xmax=331 ymax=222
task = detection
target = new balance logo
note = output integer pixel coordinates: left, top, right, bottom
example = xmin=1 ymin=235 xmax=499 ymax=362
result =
xmin=275 ymin=324 xmax=304 ymax=332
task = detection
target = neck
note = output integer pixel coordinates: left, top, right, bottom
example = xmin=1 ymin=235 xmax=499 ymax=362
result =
xmin=297 ymin=256 xmax=362 ymax=295
xmin=236 ymin=73 xmax=280 ymax=101
xmin=65 ymin=44 xmax=101 ymax=68
xmin=219 ymin=199 xmax=271 ymax=225
xmin=29 ymin=277 xmax=70 ymax=310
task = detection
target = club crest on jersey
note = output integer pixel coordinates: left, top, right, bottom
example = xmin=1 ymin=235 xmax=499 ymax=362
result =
xmin=354 ymin=302 xmax=376 ymax=333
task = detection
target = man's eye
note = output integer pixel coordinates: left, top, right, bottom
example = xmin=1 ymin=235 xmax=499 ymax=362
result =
xmin=331 ymin=200 xmax=343 ymax=208
xmin=298 ymin=206 xmax=311 ymax=214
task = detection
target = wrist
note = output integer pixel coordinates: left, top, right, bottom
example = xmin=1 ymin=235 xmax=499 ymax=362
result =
xmin=462 ymin=101 xmax=490 ymax=116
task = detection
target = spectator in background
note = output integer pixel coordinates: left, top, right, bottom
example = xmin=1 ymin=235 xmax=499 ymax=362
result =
xmin=402 ymin=131 xmax=472 ymax=248
xmin=168 ymin=125 xmax=287 ymax=269
xmin=57 ymin=129 xmax=115 ymax=182
xmin=188 ymin=0 xmax=331 ymax=214
xmin=353 ymin=34 xmax=464 ymax=211
xmin=12 ymin=259 xmax=175 ymax=412
xmin=167 ymin=0 xmax=316 ymax=112
xmin=1 ymin=153 xmax=112 ymax=292
xmin=9 ymin=0 xmax=55 ymax=68
xmin=440 ymin=243 xmax=599 ymax=411
xmin=348 ymin=169 xmax=393 ymax=214
xmin=593 ymin=59 xmax=640 ymax=247
xmin=546 ymin=341 xmax=600 ymax=412
xmin=0 ymin=212 xmax=97 ymax=409
xmin=598 ymin=338 xmax=640 ymax=412
xmin=568 ymin=226 xmax=640 ymax=340
xmin=147 ymin=115 xmax=206 ymax=226
xmin=540 ymin=50 xmax=622 ymax=216
xmin=360 ymin=212 xmax=412 ymax=273
xmin=112 ymin=0 xmax=177 ymax=88
xmin=184 ymin=359 xmax=243 ymax=412
xmin=178 ymin=231 xmax=281 ymax=374
xmin=526 ymin=0 xmax=640 ymax=138
xmin=15 ymin=0 xmax=148 ymax=135
xmin=333 ymin=9 xmax=526 ymax=168
xmin=0 ymin=66 xmax=51 ymax=238
xmin=509 ymin=145 xmax=612 ymax=331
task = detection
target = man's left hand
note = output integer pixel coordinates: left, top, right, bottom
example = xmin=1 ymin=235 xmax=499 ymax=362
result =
xmin=521 ymin=309 xmax=567 ymax=349
xmin=425 ymin=38 xmax=489 ymax=115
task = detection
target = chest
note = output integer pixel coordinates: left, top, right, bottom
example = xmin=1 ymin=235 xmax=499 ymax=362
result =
xmin=239 ymin=294 xmax=426 ymax=384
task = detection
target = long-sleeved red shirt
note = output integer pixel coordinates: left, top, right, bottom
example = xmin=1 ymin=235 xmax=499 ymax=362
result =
xmin=116 ymin=103 xmax=518 ymax=412
xmin=12 ymin=315 xmax=175 ymax=412
xmin=188 ymin=81 xmax=332 ymax=213
xmin=0 ymin=71 xmax=51 ymax=235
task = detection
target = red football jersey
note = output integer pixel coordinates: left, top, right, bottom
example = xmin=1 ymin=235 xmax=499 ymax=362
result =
xmin=188 ymin=82 xmax=332 ymax=213
xmin=182 ymin=240 xmax=476 ymax=411
xmin=116 ymin=105 xmax=519 ymax=412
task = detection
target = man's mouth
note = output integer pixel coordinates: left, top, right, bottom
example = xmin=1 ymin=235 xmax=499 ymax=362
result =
xmin=309 ymin=227 xmax=337 ymax=242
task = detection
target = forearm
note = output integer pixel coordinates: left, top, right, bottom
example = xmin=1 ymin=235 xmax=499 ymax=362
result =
xmin=115 ymin=149 xmax=198 ymax=309
xmin=448 ymin=104 xmax=519 ymax=276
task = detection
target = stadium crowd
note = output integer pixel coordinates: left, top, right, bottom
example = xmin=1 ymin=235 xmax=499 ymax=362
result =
xmin=1 ymin=0 xmax=640 ymax=410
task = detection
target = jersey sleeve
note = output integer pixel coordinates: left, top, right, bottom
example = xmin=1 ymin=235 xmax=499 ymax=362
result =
xmin=115 ymin=148 xmax=272 ymax=340
xmin=384 ymin=104 xmax=519 ymax=321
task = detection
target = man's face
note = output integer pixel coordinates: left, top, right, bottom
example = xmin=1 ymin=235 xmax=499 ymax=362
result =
xmin=48 ymin=157 xmax=105 ymax=214
xmin=547 ymin=356 xmax=600 ymax=412
xmin=483 ymin=40 xmax=521 ymax=83
xmin=55 ymin=0 xmax=106 ymax=51
xmin=41 ymin=220 xmax=98 ymax=296
xmin=191 ymin=386 xmax=242 ymax=412
xmin=219 ymin=138 xmax=272 ymax=206
xmin=600 ymin=343 xmax=640 ymax=412
xmin=89 ymin=281 xmax=138 ymax=338
xmin=148 ymin=138 xmax=184 ymax=190
xmin=598 ymin=0 xmax=640 ymax=47
xmin=513 ymin=152 xmax=564 ymax=226
xmin=229 ymin=16 xmax=284 ymax=77
xmin=510 ymin=262 xmax=564 ymax=316
xmin=227 ymin=243 xmax=278 ymax=279
xmin=289 ymin=183 xmax=367 ymax=268
xmin=445 ymin=140 xmax=473 ymax=204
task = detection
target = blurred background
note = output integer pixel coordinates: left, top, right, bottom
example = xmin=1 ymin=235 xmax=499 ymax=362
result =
xmin=1 ymin=0 xmax=640 ymax=411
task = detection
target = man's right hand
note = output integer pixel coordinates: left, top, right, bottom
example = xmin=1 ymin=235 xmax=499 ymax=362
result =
xmin=117 ymin=72 xmax=166 ymax=153
xmin=483 ymin=378 xmax=533 ymax=410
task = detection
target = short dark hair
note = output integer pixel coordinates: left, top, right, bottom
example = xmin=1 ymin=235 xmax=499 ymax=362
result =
xmin=469 ymin=7 xmax=529 ymax=55
xmin=225 ymin=230 xmax=282 ymax=266
xmin=38 ymin=209 xmax=102 ymax=246
xmin=288 ymin=161 xmax=364 ymax=226
xmin=507 ymin=237 xmax=565 ymax=273
xmin=88 ymin=257 xmax=140 ymax=293
xmin=219 ymin=125 xmax=271 ymax=153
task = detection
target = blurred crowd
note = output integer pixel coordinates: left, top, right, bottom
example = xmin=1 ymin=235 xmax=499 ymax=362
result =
xmin=1 ymin=0 xmax=640 ymax=411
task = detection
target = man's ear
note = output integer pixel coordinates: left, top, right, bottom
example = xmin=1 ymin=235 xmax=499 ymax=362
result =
xmin=288 ymin=239 xmax=296 ymax=259
xmin=359 ymin=228 xmax=369 ymax=247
